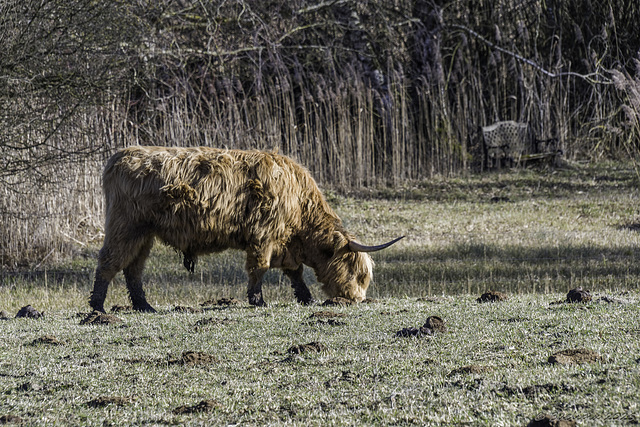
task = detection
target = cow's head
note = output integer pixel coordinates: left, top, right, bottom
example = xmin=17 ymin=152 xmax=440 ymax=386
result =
xmin=319 ymin=233 xmax=404 ymax=301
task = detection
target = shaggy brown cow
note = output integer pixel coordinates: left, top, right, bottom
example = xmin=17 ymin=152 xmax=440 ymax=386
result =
xmin=90 ymin=146 xmax=403 ymax=312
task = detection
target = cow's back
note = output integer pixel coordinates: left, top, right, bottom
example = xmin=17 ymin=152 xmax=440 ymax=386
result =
xmin=101 ymin=146 xmax=329 ymax=254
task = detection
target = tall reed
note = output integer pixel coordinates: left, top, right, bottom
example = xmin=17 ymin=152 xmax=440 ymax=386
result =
xmin=2 ymin=0 xmax=639 ymax=267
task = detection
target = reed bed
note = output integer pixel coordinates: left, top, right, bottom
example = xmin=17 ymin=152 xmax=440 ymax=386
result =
xmin=1 ymin=0 xmax=640 ymax=266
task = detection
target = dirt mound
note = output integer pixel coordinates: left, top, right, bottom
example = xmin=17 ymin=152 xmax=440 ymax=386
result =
xmin=15 ymin=305 xmax=44 ymax=318
xmin=306 ymin=311 xmax=347 ymax=325
xmin=16 ymin=381 xmax=45 ymax=392
xmin=396 ymin=316 xmax=446 ymax=337
xmin=173 ymin=399 xmax=221 ymax=414
xmin=527 ymin=413 xmax=576 ymax=427
xmin=311 ymin=318 xmax=347 ymax=326
xmin=193 ymin=317 xmax=236 ymax=331
xmin=566 ymin=288 xmax=591 ymax=303
xmin=173 ymin=305 xmax=202 ymax=313
xmin=424 ymin=315 xmax=447 ymax=333
xmin=322 ymin=297 xmax=355 ymax=306
xmin=169 ymin=351 xmax=216 ymax=366
xmin=548 ymin=348 xmax=603 ymax=365
xmin=288 ymin=342 xmax=326 ymax=354
xmin=417 ymin=296 xmax=442 ymax=303
xmin=120 ymin=357 xmax=150 ymax=364
xmin=110 ymin=305 xmax=133 ymax=313
xmin=0 ymin=415 xmax=24 ymax=424
xmin=552 ymin=290 xmax=624 ymax=305
xmin=395 ymin=326 xmax=433 ymax=337
xmin=324 ymin=370 xmax=358 ymax=387
xmin=31 ymin=335 xmax=62 ymax=346
xmin=596 ymin=295 xmax=626 ymax=304
xmin=80 ymin=311 xmax=123 ymax=325
xmin=201 ymin=298 xmax=243 ymax=307
xmin=87 ymin=396 xmax=135 ymax=407
xmin=309 ymin=311 xmax=346 ymax=319
xmin=477 ymin=291 xmax=508 ymax=303
xmin=501 ymin=382 xmax=575 ymax=397
xmin=381 ymin=309 xmax=409 ymax=315
xmin=449 ymin=365 xmax=493 ymax=375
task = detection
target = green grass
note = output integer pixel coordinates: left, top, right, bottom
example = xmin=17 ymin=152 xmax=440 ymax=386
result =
xmin=1 ymin=162 xmax=639 ymax=425
xmin=1 ymin=294 xmax=639 ymax=425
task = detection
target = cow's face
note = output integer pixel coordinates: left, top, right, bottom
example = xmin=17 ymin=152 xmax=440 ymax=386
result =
xmin=320 ymin=232 xmax=374 ymax=302
xmin=335 ymin=251 xmax=373 ymax=301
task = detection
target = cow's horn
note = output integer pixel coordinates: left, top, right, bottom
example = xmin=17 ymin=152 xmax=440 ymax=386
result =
xmin=348 ymin=236 xmax=404 ymax=253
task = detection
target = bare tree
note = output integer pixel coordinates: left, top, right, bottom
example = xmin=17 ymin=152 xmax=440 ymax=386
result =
xmin=0 ymin=0 xmax=144 ymax=187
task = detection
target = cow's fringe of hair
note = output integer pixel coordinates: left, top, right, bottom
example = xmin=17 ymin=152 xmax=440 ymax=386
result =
xmin=103 ymin=146 xmax=333 ymax=251
xmin=324 ymin=250 xmax=373 ymax=301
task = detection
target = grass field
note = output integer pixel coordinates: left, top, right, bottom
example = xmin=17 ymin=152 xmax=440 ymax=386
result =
xmin=1 ymin=162 xmax=639 ymax=425
xmin=1 ymin=294 xmax=639 ymax=425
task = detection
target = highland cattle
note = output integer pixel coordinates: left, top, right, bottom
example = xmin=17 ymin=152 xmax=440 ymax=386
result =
xmin=90 ymin=146 xmax=403 ymax=312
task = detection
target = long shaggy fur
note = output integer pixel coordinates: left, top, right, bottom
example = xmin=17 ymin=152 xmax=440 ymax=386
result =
xmin=90 ymin=146 xmax=374 ymax=311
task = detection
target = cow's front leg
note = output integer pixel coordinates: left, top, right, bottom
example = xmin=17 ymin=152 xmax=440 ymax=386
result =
xmin=284 ymin=265 xmax=314 ymax=305
xmin=246 ymin=251 xmax=269 ymax=307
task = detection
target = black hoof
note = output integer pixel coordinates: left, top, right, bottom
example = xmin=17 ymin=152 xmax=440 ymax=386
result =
xmin=295 ymin=292 xmax=315 ymax=304
xmin=248 ymin=293 xmax=267 ymax=307
xmin=133 ymin=304 xmax=157 ymax=313
xmin=89 ymin=303 xmax=106 ymax=313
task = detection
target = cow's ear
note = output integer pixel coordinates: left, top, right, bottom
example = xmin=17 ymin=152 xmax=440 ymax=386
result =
xmin=331 ymin=231 xmax=350 ymax=255
xmin=332 ymin=231 xmax=347 ymax=247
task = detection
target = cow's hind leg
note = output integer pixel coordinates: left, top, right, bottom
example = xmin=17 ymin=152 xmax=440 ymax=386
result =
xmin=90 ymin=240 xmax=137 ymax=313
xmin=284 ymin=266 xmax=315 ymax=305
xmin=90 ymin=246 xmax=119 ymax=313
xmin=90 ymin=230 xmax=154 ymax=313
xmin=123 ymin=237 xmax=156 ymax=312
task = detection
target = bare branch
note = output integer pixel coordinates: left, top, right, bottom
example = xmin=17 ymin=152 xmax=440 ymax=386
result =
xmin=448 ymin=23 xmax=613 ymax=85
